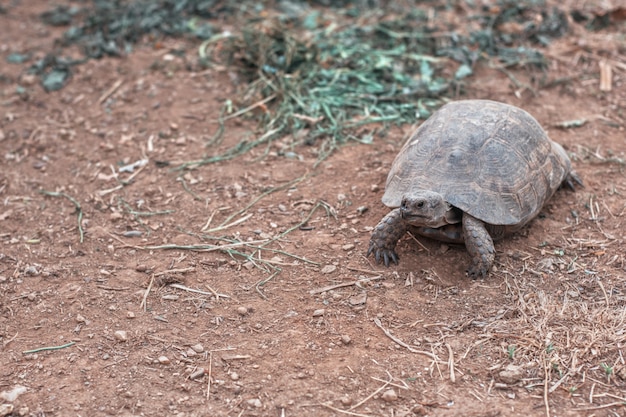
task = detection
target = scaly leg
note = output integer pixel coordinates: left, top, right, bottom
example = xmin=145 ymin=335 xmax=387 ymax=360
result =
xmin=462 ymin=214 xmax=495 ymax=278
xmin=367 ymin=208 xmax=407 ymax=266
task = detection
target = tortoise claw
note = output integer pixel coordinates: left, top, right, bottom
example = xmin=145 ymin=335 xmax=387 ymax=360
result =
xmin=564 ymin=171 xmax=583 ymax=190
xmin=466 ymin=265 xmax=488 ymax=279
xmin=367 ymin=240 xmax=399 ymax=267
xmin=368 ymin=245 xmax=399 ymax=267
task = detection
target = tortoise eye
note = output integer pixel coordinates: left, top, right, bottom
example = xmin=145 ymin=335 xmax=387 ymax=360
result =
xmin=416 ymin=201 xmax=424 ymax=208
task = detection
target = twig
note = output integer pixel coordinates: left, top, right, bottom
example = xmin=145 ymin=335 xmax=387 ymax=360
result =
xmin=320 ymin=404 xmax=370 ymax=417
xmin=23 ymin=341 xmax=75 ymax=355
xmin=213 ymin=94 xmax=277 ymax=123
xmin=597 ymin=278 xmax=610 ymax=307
xmin=141 ymin=274 xmax=155 ymax=312
xmin=254 ymin=270 xmax=280 ymax=300
xmin=154 ymin=267 xmax=195 ymax=277
xmin=98 ymin=79 xmax=123 ymax=104
xmin=207 ymin=351 xmax=213 ymax=400
xmin=309 ymin=276 xmax=384 ymax=295
xmin=141 ymin=240 xmax=269 ymax=252
xmin=446 ymin=343 xmax=456 ymax=383
xmin=349 ymin=375 xmax=392 ymax=411
xmin=346 ymin=266 xmax=384 ymax=275
xmin=40 ymin=190 xmax=84 ymax=243
xmin=202 ymin=213 xmax=253 ymax=234
xmin=169 ymin=283 xmax=229 ymax=299
xmin=96 ymin=285 xmax=130 ymax=291
xmin=3 ymin=332 xmax=18 ymax=347
xmin=204 ymin=284 xmax=229 ymax=301
xmin=576 ymin=402 xmax=626 ymax=411
xmin=371 ymin=375 xmax=409 ymax=390
xmin=543 ymin=354 xmax=551 ymax=417
xmin=373 ymin=318 xmax=439 ymax=361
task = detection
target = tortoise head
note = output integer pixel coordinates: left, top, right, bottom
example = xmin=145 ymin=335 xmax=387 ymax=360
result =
xmin=400 ymin=190 xmax=461 ymax=227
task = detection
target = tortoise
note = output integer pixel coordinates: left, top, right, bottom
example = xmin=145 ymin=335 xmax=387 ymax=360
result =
xmin=367 ymin=99 xmax=581 ymax=277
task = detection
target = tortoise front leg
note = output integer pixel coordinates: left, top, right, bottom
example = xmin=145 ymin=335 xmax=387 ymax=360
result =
xmin=462 ymin=214 xmax=495 ymax=278
xmin=367 ymin=208 xmax=407 ymax=266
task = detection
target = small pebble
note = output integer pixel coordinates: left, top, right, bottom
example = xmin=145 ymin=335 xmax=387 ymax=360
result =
xmin=114 ymin=330 xmax=128 ymax=342
xmin=158 ymin=356 xmax=170 ymax=365
xmin=499 ymin=364 xmax=524 ymax=384
xmin=341 ymin=335 xmax=352 ymax=345
xmin=342 ymin=244 xmax=355 ymax=251
xmin=340 ymin=396 xmax=352 ymax=406
xmin=312 ymin=309 xmax=325 ymax=317
xmin=189 ymin=368 xmax=205 ymax=380
xmin=126 ymin=311 xmax=136 ymax=319
xmin=320 ymin=265 xmax=336 ymax=274
xmin=24 ymin=265 xmax=39 ymax=276
xmin=162 ymin=294 xmax=179 ymax=301
xmin=122 ymin=230 xmax=142 ymax=238
xmin=348 ymin=292 xmax=367 ymax=306
xmin=382 ymin=389 xmax=398 ymax=402
xmin=190 ymin=344 xmax=204 ymax=353
xmin=230 ymin=372 xmax=240 ymax=381
xmin=237 ymin=306 xmax=248 ymax=316
xmin=135 ymin=265 xmax=148 ymax=272
xmin=0 ymin=404 xmax=14 ymax=417
xmin=76 ymin=315 xmax=86 ymax=323
xmin=246 ymin=398 xmax=262 ymax=408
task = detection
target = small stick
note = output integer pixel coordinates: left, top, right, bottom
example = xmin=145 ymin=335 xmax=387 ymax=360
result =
xmin=96 ymin=285 xmax=130 ymax=291
xmin=203 ymin=213 xmax=253 ymax=234
xmin=40 ymin=190 xmax=84 ymax=243
xmin=576 ymin=402 xmax=626 ymax=411
xmin=201 ymin=209 xmax=218 ymax=231
xmin=154 ymin=267 xmax=195 ymax=277
xmin=349 ymin=376 xmax=391 ymax=411
xmin=3 ymin=332 xmax=18 ymax=347
xmin=446 ymin=343 xmax=456 ymax=383
xmin=206 ymin=351 xmax=213 ymax=400
xmin=23 ymin=341 xmax=75 ymax=355
xmin=141 ymin=274 xmax=155 ymax=312
xmin=407 ymin=231 xmax=430 ymax=253
xmin=143 ymin=239 xmax=268 ymax=252
xmin=370 ymin=376 xmax=409 ymax=390
xmin=309 ymin=276 xmax=384 ymax=295
xmin=346 ymin=266 xmax=383 ymax=275
xmin=98 ymin=79 xmax=124 ymax=104
xmin=597 ymin=279 xmax=610 ymax=307
xmin=216 ymin=94 xmax=277 ymax=122
xmin=543 ymin=355 xmax=551 ymax=417
xmin=169 ymin=283 xmax=229 ymax=299
xmin=373 ymin=318 xmax=439 ymax=361
xmin=204 ymin=283 xmax=229 ymax=300
xmin=320 ymin=404 xmax=370 ymax=417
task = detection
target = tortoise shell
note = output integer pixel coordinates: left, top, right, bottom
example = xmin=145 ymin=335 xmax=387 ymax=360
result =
xmin=382 ymin=100 xmax=572 ymax=229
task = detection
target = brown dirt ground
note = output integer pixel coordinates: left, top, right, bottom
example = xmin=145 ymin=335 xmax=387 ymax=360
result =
xmin=1 ymin=1 xmax=626 ymax=417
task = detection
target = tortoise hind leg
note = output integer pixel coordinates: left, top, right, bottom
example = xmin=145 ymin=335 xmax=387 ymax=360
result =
xmin=462 ymin=214 xmax=495 ymax=278
xmin=367 ymin=208 xmax=406 ymax=266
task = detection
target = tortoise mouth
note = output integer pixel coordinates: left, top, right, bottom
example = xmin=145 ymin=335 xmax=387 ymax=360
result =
xmin=401 ymin=211 xmax=431 ymax=223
